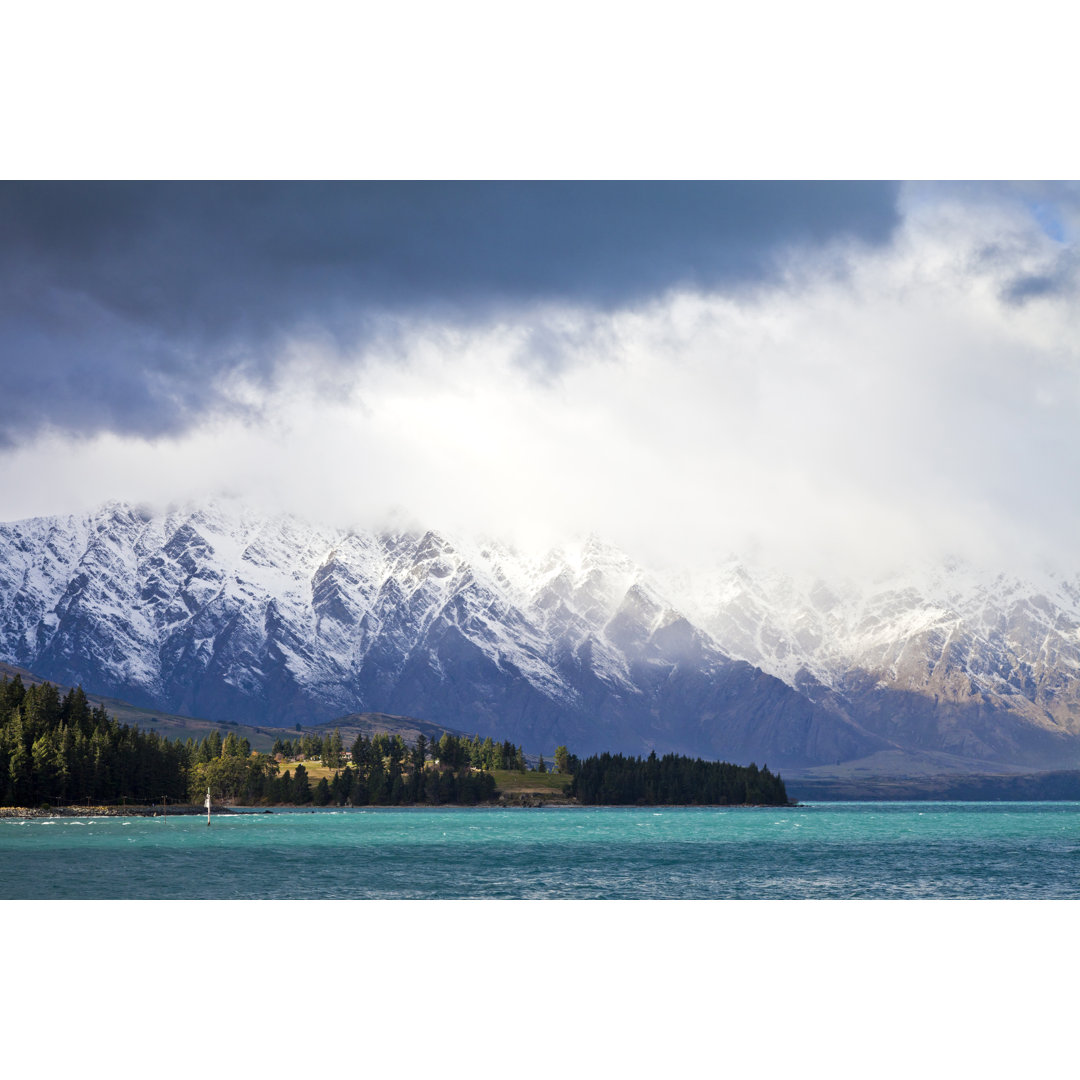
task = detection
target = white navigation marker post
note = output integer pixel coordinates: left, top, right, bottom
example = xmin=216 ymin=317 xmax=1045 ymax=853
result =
xmin=205 ymin=787 xmax=211 ymax=826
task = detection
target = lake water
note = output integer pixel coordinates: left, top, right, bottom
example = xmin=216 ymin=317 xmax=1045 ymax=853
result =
xmin=3 ymin=801 xmax=1079 ymax=899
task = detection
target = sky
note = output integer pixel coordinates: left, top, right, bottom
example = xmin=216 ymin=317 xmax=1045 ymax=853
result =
xmin=3 ymin=180 xmax=1080 ymax=579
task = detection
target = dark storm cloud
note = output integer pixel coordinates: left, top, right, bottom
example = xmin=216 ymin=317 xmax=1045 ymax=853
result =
xmin=1002 ymin=252 xmax=1080 ymax=304
xmin=1004 ymin=271 xmax=1068 ymax=303
xmin=0 ymin=181 xmax=900 ymax=444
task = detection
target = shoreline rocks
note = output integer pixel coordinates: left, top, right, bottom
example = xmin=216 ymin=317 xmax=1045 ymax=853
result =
xmin=0 ymin=804 xmax=231 ymax=818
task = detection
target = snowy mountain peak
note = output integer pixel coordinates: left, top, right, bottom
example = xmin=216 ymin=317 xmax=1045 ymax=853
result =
xmin=5 ymin=500 xmax=1080 ymax=770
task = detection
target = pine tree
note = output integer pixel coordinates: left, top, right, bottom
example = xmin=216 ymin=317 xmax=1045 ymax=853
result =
xmin=292 ymin=763 xmax=312 ymax=804
xmin=325 ymin=728 xmax=343 ymax=769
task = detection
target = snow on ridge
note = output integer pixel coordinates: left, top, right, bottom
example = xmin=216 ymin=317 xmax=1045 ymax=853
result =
xmin=655 ymin=552 xmax=1080 ymax=698
xmin=6 ymin=499 xmax=1080 ymax=721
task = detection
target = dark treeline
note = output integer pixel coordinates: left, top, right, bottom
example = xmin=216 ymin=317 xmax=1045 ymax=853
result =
xmin=0 ymin=676 xmax=189 ymax=806
xmin=295 ymin=731 xmax=498 ymax=807
xmin=568 ymin=751 xmax=789 ymax=806
xmin=302 ymin=731 xmax=533 ymax=806
xmin=0 ymin=676 xmax=523 ymax=808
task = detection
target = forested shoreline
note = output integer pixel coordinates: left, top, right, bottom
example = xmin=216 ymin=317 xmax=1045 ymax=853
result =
xmin=0 ymin=675 xmax=541 ymax=808
xmin=1 ymin=675 xmax=789 ymax=809
xmin=0 ymin=677 xmax=190 ymax=806
xmin=568 ymin=751 xmax=789 ymax=806
xmin=194 ymin=730 xmax=507 ymax=807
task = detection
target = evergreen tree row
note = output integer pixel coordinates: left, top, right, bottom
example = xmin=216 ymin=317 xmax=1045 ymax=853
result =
xmin=350 ymin=731 xmax=528 ymax=773
xmin=567 ymin=751 xmax=789 ymax=806
xmin=274 ymin=759 xmax=497 ymax=807
xmin=0 ymin=676 xmax=189 ymax=806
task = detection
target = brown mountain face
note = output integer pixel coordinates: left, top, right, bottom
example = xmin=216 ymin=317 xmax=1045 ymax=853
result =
xmin=694 ymin=567 xmax=1080 ymax=772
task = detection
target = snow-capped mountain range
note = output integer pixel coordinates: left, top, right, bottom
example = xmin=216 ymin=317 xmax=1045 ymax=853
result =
xmin=3 ymin=499 xmax=1080 ymax=772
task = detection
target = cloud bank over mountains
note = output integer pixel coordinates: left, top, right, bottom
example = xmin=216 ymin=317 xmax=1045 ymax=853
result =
xmin=0 ymin=181 xmax=899 ymax=444
xmin=2 ymin=181 xmax=1079 ymax=580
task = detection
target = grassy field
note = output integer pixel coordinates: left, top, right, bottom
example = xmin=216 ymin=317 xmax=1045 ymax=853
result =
xmin=274 ymin=761 xmax=339 ymax=785
xmin=491 ymin=769 xmax=572 ymax=795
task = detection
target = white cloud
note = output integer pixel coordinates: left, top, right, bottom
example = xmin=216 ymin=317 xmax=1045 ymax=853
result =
xmin=4 ymin=187 xmax=1079 ymax=581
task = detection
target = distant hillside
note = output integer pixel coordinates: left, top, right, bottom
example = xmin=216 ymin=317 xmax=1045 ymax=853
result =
xmin=787 ymin=770 xmax=1080 ymax=802
xmin=309 ymin=712 xmax=472 ymax=746
xmin=1 ymin=660 xmax=51 ymax=686
xmin=0 ymin=662 xmax=466 ymax=752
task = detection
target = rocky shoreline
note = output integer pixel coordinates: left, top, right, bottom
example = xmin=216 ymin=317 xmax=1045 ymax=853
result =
xmin=0 ymin=804 xmax=232 ymax=818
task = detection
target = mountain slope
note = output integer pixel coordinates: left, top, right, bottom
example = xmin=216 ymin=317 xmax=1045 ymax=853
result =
xmin=665 ymin=561 xmax=1080 ymax=769
xmin=0 ymin=659 xmax=467 ymax=752
xmin=7 ymin=501 xmax=1080 ymax=770
xmin=0 ymin=501 xmax=877 ymax=767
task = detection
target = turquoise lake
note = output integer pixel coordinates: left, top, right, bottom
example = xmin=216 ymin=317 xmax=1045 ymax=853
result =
xmin=3 ymin=801 xmax=1080 ymax=899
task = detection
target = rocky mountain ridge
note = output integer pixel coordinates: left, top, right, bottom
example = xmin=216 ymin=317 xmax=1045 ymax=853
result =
xmin=663 ymin=559 xmax=1080 ymax=768
xmin=3 ymin=500 xmax=1080 ymax=771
